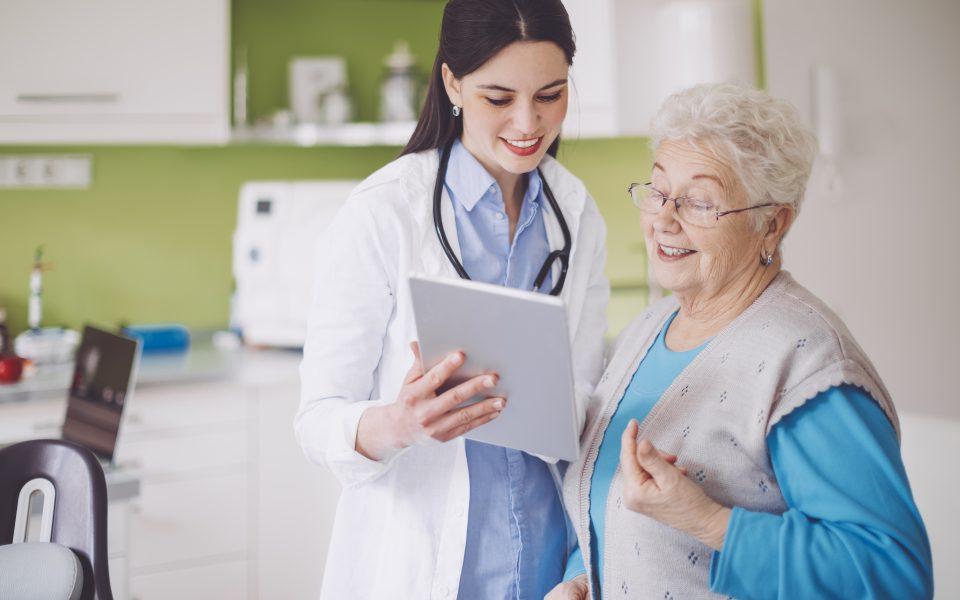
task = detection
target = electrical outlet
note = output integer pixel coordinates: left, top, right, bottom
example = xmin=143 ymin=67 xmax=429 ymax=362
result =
xmin=0 ymin=155 xmax=92 ymax=188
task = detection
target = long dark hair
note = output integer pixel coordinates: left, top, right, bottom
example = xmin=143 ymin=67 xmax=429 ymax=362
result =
xmin=401 ymin=0 xmax=575 ymax=157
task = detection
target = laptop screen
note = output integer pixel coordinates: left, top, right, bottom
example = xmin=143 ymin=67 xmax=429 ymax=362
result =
xmin=61 ymin=325 xmax=140 ymax=462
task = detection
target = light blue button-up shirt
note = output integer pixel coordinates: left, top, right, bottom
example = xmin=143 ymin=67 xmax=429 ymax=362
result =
xmin=443 ymin=139 xmax=568 ymax=599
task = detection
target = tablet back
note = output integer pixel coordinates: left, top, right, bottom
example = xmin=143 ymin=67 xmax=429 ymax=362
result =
xmin=409 ymin=275 xmax=579 ymax=461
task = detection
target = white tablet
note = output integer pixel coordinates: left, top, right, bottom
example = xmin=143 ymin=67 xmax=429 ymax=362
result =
xmin=408 ymin=274 xmax=579 ymax=461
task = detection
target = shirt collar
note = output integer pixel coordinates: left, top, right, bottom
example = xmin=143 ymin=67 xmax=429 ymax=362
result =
xmin=443 ymin=138 xmax=544 ymax=212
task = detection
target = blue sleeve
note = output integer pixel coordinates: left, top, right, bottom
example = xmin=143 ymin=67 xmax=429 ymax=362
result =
xmin=709 ymin=385 xmax=933 ymax=599
xmin=563 ymin=543 xmax=587 ymax=582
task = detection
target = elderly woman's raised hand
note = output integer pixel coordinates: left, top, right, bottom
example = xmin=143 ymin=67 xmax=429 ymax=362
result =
xmin=545 ymin=574 xmax=589 ymax=600
xmin=619 ymin=420 xmax=731 ymax=551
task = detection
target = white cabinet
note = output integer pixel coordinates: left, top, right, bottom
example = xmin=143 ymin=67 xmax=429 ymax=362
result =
xmin=562 ymin=0 xmax=620 ymax=138
xmin=562 ymin=0 xmax=757 ymax=138
xmin=254 ymin=382 xmax=341 ymax=599
xmin=0 ymin=0 xmax=229 ymax=144
xmin=114 ymin=382 xmax=254 ymax=599
xmin=129 ymin=560 xmax=248 ymax=600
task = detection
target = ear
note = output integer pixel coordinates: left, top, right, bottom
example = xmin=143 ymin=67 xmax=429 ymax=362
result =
xmin=763 ymin=204 xmax=795 ymax=254
xmin=440 ymin=63 xmax=463 ymax=109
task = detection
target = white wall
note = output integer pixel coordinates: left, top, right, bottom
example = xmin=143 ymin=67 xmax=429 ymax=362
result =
xmin=900 ymin=412 xmax=960 ymax=598
xmin=764 ymin=0 xmax=960 ymax=595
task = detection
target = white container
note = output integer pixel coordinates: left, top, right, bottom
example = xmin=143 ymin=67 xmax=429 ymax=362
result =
xmin=232 ymin=180 xmax=359 ymax=347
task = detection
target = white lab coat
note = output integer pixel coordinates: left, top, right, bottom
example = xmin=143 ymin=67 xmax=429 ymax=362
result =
xmin=295 ymin=148 xmax=609 ymax=600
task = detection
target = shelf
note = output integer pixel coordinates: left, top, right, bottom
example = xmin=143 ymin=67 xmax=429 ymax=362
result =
xmin=231 ymin=121 xmax=417 ymax=147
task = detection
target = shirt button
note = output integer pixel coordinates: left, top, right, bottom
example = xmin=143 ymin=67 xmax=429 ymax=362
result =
xmin=495 ymin=212 xmax=504 ymax=220
xmin=442 ymin=585 xmax=451 ymax=597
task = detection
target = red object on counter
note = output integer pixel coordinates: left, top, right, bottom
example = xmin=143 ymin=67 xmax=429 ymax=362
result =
xmin=0 ymin=355 xmax=24 ymax=384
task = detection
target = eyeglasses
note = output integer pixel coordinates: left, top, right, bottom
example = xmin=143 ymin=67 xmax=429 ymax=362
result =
xmin=627 ymin=182 xmax=776 ymax=229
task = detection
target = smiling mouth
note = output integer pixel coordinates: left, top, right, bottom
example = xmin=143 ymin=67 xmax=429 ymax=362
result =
xmin=500 ymin=136 xmax=543 ymax=156
xmin=657 ymin=243 xmax=697 ymax=260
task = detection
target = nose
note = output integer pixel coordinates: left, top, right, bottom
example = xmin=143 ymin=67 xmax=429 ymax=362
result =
xmin=511 ymin=99 xmax=540 ymax=135
xmin=648 ymin=200 xmax=683 ymax=235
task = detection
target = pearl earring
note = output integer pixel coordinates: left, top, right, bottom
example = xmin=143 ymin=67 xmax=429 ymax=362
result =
xmin=451 ymin=105 xmax=461 ymax=117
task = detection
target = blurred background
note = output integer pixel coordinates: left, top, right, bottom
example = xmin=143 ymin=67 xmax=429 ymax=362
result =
xmin=0 ymin=0 xmax=957 ymax=598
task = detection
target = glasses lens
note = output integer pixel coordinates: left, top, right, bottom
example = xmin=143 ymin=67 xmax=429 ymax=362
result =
xmin=677 ymin=197 xmax=719 ymax=227
xmin=635 ymin=184 xmax=663 ymax=213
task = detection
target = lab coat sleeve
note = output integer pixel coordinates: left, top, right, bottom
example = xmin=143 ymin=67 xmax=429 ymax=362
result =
xmin=570 ymin=198 xmax=610 ymax=438
xmin=295 ymin=194 xmax=404 ymax=489
xmin=709 ymin=385 xmax=934 ymax=599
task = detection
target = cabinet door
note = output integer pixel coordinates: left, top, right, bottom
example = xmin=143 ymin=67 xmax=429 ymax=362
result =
xmin=122 ymin=383 xmax=251 ymax=437
xmin=0 ymin=0 xmax=228 ymax=143
xmin=130 ymin=559 xmax=246 ymax=600
xmin=109 ymin=556 xmax=129 ymax=600
xmin=563 ymin=0 xmax=619 ymax=137
xmin=117 ymin=427 xmax=248 ymax=479
xmin=0 ymin=396 xmax=65 ymax=444
xmin=129 ymin=470 xmax=248 ymax=570
xmin=255 ymin=381 xmax=341 ymax=599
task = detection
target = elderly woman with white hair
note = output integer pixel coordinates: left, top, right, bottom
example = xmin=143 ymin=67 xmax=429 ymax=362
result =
xmin=547 ymin=83 xmax=933 ymax=599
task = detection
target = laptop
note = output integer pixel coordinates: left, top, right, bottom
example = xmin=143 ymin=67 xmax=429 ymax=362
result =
xmin=60 ymin=325 xmax=141 ymax=465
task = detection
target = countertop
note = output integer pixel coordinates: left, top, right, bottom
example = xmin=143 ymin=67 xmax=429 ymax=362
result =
xmin=0 ymin=331 xmax=303 ymax=405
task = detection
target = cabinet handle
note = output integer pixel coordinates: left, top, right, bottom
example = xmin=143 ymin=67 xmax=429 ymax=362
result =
xmin=32 ymin=419 xmax=62 ymax=432
xmin=115 ymin=459 xmax=142 ymax=471
xmin=16 ymin=93 xmax=120 ymax=104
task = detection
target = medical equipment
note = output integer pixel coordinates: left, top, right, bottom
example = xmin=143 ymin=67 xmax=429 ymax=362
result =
xmin=433 ymin=139 xmax=572 ymax=295
xmin=232 ymin=180 xmax=358 ymax=347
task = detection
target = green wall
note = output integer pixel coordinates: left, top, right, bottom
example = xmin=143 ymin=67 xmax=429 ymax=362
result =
xmin=0 ymin=0 xmax=661 ymax=336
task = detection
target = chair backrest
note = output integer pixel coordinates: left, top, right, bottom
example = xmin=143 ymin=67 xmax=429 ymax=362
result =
xmin=0 ymin=439 xmax=113 ymax=600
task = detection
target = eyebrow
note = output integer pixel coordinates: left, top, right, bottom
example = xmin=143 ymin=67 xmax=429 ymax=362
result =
xmin=477 ymin=78 xmax=568 ymax=93
xmin=652 ymin=163 xmax=725 ymax=190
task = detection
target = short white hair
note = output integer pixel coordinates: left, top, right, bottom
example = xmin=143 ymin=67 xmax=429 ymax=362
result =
xmin=650 ymin=83 xmax=818 ymax=228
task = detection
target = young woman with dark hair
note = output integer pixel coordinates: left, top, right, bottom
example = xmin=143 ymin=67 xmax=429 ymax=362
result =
xmin=296 ymin=1 xmax=609 ymax=597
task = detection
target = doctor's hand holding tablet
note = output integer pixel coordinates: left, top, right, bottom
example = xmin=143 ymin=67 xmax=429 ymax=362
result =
xmin=354 ymin=341 xmax=505 ymax=461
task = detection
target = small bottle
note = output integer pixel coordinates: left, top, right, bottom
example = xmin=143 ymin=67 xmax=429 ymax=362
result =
xmin=233 ymin=46 xmax=249 ymax=128
xmin=379 ymin=40 xmax=419 ymax=123
xmin=0 ymin=308 xmax=11 ymax=356
xmin=28 ymin=246 xmax=43 ymax=331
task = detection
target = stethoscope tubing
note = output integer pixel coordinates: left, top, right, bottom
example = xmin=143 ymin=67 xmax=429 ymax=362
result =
xmin=432 ymin=139 xmax=571 ymax=296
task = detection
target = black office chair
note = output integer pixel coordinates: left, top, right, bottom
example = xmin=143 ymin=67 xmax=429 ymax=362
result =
xmin=0 ymin=438 xmax=113 ymax=600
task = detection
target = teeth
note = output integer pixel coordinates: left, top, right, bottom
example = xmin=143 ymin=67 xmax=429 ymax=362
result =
xmin=660 ymin=244 xmax=694 ymax=257
xmin=506 ymin=138 xmax=539 ymax=148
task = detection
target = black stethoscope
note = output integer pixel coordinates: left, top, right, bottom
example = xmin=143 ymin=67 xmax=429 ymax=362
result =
xmin=432 ymin=139 xmax=572 ymax=296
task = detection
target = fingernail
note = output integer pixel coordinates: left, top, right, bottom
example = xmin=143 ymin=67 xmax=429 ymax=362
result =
xmin=493 ymin=399 xmax=504 ymax=410
xmin=485 ymin=376 xmax=496 ymax=387
xmin=450 ymin=352 xmax=463 ymax=365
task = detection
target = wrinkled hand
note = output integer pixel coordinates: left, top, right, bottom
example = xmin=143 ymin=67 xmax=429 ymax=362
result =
xmin=356 ymin=342 xmax=505 ymax=460
xmin=619 ymin=419 xmax=731 ymax=550
xmin=545 ymin=574 xmax=589 ymax=600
